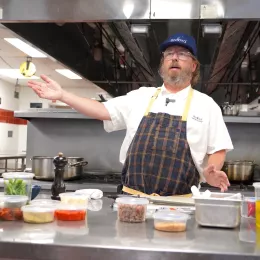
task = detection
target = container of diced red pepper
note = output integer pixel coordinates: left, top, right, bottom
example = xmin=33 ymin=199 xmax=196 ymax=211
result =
xmin=55 ymin=204 xmax=87 ymax=221
xmin=0 ymin=195 xmax=28 ymax=221
xmin=241 ymin=197 xmax=255 ymax=219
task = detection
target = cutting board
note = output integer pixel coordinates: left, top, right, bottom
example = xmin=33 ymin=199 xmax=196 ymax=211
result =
xmin=148 ymin=196 xmax=195 ymax=206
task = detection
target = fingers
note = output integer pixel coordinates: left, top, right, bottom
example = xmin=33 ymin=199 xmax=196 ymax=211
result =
xmin=31 ymin=86 xmax=44 ymax=98
xmin=40 ymin=74 xmax=53 ymax=84
xmin=220 ymin=181 xmax=228 ymax=192
xmin=28 ymin=81 xmax=42 ymax=88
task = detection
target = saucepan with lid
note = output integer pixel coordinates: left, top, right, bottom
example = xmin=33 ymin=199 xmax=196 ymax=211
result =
xmin=222 ymin=160 xmax=256 ymax=182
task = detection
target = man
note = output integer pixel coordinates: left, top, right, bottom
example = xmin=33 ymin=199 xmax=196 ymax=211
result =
xmin=28 ymin=33 xmax=233 ymax=196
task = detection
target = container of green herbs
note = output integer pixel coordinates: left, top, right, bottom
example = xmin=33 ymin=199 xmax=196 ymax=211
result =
xmin=2 ymin=172 xmax=35 ymax=200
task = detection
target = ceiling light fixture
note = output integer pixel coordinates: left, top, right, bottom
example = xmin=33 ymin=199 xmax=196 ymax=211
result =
xmin=131 ymin=24 xmax=149 ymax=34
xmin=4 ymin=38 xmax=47 ymax=58
xmin=0 ymin=69 xmax=39 ymax=79
xmin=55 ymin=69 xmax=82 ymax=79
xmin=202 ymin=24 xmax=222 ymax=37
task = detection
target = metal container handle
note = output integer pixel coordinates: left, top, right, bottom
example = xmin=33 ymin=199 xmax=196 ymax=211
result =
xmin=69 ymin=161 xmax=88 ymax=167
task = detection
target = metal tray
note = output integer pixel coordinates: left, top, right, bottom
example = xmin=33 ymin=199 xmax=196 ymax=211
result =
xmin=194 ymin=192 xmax=241 ymax=228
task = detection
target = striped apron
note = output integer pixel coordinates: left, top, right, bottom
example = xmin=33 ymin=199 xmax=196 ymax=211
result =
xmin=121 ymin=87 xmax=200 ymax=196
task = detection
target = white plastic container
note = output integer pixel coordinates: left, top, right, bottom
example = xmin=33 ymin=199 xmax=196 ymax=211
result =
xmin=153 ymin=210 xmax=189 ymax=232
xmin=55 ymin=204 xmax=87 ymax=221
xmin=59 ymin=192 xmax=89 ymax=207
xmin=2 ymin=172 xmax=35 ymax=200
xmin=241 ymin=197 xmax=255 ymax=219
xmin=0 ymin=195 xmax=28 ymax=221
xmin=22 ymin=205 xmax=56 ymax=224
xmin=116 ymin=197 xmax=149 ymax=223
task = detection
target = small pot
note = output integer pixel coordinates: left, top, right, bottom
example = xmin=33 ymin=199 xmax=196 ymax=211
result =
xmin=31 ymin=156 xmax=88 ymax=181
xmin=222 ymin=160 xmax=256 ymax=182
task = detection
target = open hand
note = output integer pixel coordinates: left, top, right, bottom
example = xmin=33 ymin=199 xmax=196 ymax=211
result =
xmin=28 ymin=74 xmax=63 ymax=100
xmin=203 ymin=165 xmax=230 ymax=192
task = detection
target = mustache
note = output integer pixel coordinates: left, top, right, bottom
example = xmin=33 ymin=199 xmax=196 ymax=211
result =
xmin=168 ymin=62 xmax=181 ymax=69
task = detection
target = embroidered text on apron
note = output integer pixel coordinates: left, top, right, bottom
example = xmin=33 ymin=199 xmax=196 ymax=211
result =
xmin=121 ymin=87 xmax=200 ymax=196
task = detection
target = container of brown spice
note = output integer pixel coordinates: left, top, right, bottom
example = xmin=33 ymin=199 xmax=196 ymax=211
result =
xmin=116 ymin=197 xmax=149 ymax=223
xmin=153 ymin=210 xmax=190 ymax=232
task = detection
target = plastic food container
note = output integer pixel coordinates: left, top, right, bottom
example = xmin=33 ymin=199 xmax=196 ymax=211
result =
xmin=193 ymin=192 xmax=241 ymax=228
xmin=116 ymin=197 xmax=149 ymax=223
xmin=2 ymin=172 xmax=35 ymax=200
xmin=241 ymin=197 xmax=255 ymax=219
xmin=59 ymin=192 xmax=89 ymax=207
xmin=0 ymin=195 xmax=28 ymax=221
xmin=253 ymin=183 xmax=260 ymax=228
xmin=153 ymin=210 xmax=189 ymax=232
xmin=55 ymin=204 xmax=87 ymax=221
xmin=22 ymin=205 xmax=56 ymax=224
xmin=30 ymin=199 xmax=61 ymax=207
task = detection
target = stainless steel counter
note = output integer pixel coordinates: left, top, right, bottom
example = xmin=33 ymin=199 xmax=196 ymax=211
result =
xmin=0 ymin=197 xmax=259 ymax=260
xmin=0 ymin=178 xmax=118 ymax=194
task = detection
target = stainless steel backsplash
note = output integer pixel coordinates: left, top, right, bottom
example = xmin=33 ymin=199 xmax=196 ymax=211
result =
xmin=26 ymin=119 xmax=260 ymax=180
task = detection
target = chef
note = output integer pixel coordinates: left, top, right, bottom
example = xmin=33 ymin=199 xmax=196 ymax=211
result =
xmin=28 ymin=33 xmax=233 ymax=196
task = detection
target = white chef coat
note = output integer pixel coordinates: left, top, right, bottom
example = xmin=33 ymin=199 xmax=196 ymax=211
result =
xmin=103 ymin=84 xmax=234 ymax=181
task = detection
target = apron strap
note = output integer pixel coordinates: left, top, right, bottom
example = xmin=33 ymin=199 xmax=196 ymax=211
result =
xmin=144 ymin=87 xmax=193 ymax=121
xmin=181 ymin=88 xmax=193 ymax=121
xmin=144 ymin=88 xmax=161 ymax=116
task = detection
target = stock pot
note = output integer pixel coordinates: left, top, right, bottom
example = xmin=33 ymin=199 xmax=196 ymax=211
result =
xmin=31 ymin=156 xmax=88 ymax=180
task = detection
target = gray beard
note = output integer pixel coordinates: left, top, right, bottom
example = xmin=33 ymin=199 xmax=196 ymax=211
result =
xmin=160 ymin=68 xmax=192 ymax=86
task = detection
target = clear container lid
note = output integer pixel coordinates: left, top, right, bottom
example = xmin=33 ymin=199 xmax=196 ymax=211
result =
xmin=244 ymin=197 xmax=256 ymax=202
xmin=153 ymin=210 xmax=190 ymax=222
xmin=59 ymin=192 xmax=90 ymax=199
xmin=4 ymin=195 xmax=28 ymax=204
xmin=30 ymin=199 xmax=61 ymax=207
xmin=116 ymin=197 xmax=149 ymax=205
xmin=56 ymin=203 xmax=87 ymax=211
xmin=21 ymin=205 xmax=55 ymax=213
xmin=2 ymin=172 xmax=35 ymax=179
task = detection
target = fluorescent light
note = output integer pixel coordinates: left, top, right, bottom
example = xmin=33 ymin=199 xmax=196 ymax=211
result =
xmin=203 ymin=24 xmax=222 ymax=34
xmin=131 ymin=24 xmax=149 ymax=34
xmin=123 ymin=2 xmax=134 ymax=19
xmin=4 ymin=38 xmax=47 ymax=58
xmin=0 ymin=69 xmax=39 ymax=79
xmin=55 ymin=69 xmax=82 ymax=79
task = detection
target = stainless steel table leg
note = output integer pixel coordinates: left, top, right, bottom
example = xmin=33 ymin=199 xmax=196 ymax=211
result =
xmin=15 ymin=159 xmax=18 ymax=171
xmin=5 ymin=159 xmax=7 ymax=172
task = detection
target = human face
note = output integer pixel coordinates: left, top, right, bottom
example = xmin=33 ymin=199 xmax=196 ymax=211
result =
xmin=159 ymin=46 xmax=197 ymax=86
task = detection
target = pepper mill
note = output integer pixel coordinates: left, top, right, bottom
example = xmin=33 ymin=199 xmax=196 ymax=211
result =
xmin=51 ymin=152 xmax=67 ymax=200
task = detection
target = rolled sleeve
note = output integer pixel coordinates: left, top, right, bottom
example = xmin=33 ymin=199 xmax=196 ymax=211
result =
xmin=207 ymin=101 xmax=234 ymax=154
xmin=103 ymin=100 xmax=126 ymax=132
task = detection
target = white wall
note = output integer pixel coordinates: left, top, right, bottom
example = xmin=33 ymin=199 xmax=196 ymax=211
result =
xmin=0 ymin=80 xmax=19 ymax=155
xmin=0 ymin=79 xmax=18 ymax=111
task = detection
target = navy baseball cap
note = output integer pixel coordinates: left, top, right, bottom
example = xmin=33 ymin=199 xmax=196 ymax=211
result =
xmin=160 ymin=33 xmax=197 ymax=57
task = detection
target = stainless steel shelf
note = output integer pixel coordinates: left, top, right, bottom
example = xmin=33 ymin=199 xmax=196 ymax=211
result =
xmin=14 ymin=109 xmax=93 ymax=120
xmin=14 ymin=110 xmax=260 ymax=123
xmin=224 ymin=116 xmax=260 ymax=123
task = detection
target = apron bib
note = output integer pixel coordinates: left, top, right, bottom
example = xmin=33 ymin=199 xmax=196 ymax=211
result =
xmin=121 ymin=87 xmax=200 ymax=196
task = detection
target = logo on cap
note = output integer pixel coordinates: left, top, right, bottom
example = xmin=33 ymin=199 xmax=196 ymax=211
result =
xmin=170 ymin=37 xmax=187 ymax=44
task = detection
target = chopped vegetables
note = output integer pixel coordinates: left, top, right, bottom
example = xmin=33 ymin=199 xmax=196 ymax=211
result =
xmin=55 ymin=210 xmax=86 ymax=221
xmin=4 ymin=179 xmax=27 ymax=196
xmin=247 ymin=200 xmax=256 ymax=218
xmin=0 ymin=208 xmax=23 ymax=221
